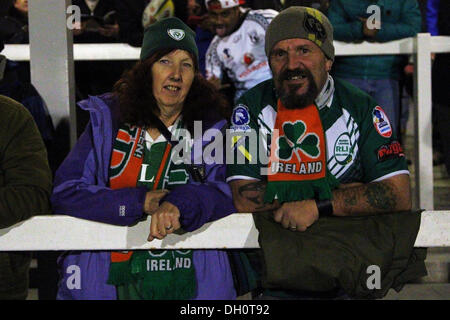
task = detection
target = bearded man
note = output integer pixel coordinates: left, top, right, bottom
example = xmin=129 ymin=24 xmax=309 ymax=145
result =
xmin=226 ymin=7 xmax=416 ymax=299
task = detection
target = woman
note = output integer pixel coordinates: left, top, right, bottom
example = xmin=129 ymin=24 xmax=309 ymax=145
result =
xmin=51 ymin=17 xmax=236 ymax=300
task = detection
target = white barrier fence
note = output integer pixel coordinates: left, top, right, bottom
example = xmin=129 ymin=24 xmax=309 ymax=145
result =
xmin=3 ymin=36 xmax=450 ymax=61
xmin=0 ymin=211 xmax=449 ymax=251
xmin=1 ymin=35 xmax=450 ymax=250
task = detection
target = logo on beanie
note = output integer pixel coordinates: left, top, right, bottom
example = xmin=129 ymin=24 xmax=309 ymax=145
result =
xmin=304 ymin=14 xmax=326 ymax=44
xmin=167 ymin=29 xmax=185 ymax=41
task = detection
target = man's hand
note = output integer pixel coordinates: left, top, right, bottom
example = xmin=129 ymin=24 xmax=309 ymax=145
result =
xmin=273 ymin=200 xmax=319 ymax=232
xmin=143 ymin=190 xmax=169 ymax=214
xmin=148 ymin=201 xmax=181 ymax=241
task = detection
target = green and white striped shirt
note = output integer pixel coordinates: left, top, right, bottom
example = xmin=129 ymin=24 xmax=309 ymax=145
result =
xmin=226 ymin=77 xmax=409 ymax=184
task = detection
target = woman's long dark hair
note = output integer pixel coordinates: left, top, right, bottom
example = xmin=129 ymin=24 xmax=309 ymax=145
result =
xmin=113 ymin=49 xmax=230 ymax=134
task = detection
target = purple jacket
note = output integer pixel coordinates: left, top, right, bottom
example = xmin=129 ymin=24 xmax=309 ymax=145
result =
xmin=51 ymin=94 xmax=237 ymax=299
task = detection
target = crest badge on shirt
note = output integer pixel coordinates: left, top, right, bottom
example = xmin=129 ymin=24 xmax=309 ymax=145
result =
xmin=231 ymin=104 xmax=251 ymax=131
xmin=333 ymin=132 xmax=353 ymax=165
xmin=372 ymin=106 xmax=392 ymax=138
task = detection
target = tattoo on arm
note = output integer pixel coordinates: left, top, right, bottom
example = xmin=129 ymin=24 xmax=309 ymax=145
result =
xmin=335 ymin=181 xmax=399 ymax=216
xmin=344 ymin=192 xmax=357 ymax=207
xmin=363 ymin=182 xmax=396 ymax=211
xmin=238 ymin=181 xmax=266 ymax=205
xmin=238 ymin=181 xmax=273 ymax=210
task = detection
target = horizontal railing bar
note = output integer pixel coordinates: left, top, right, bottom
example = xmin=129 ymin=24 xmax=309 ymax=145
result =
xmin=0 ymin=211 xmax=448 ymax=251
xmin=430 ymin=36 xmax=450 ymax=53
xmin=2 ymin=36 xmax=449 ymax=61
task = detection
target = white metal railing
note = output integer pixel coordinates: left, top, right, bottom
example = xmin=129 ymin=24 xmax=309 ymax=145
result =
xmin=0 ymin=211 xmax=448 ymax=251
xmin=1 ymin=35 xmax=450 ymax=250
xmin=3 ymin=36 xmax=450 ymax=61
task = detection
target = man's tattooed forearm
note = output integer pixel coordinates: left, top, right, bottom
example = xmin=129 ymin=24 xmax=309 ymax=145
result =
xmin=238 ymin=181 xmax=267 ymax=207
xmin=344 ymin=192 xmax=357 ymax=207
xmin=364 ymin=182 xmax=396 ymax=211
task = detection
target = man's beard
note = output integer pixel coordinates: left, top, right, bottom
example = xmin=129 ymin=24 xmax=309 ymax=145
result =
xmin=274 ymin=67 xmax=319 ymax=110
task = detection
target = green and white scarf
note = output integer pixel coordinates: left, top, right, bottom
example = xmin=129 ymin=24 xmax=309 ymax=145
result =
xmin=107 ymin=122 xmax=196 ymax=300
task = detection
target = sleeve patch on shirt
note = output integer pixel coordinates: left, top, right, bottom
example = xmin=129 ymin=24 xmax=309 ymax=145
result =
xmin=372 ymin=106 xmax=392 ymax=138
xmin=376 ymin=141 xmax=404 ymax=162
xmin=231 ymin=104 xmax=251 ymax=131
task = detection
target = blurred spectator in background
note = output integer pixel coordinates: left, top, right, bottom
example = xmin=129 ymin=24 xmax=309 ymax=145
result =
xmin=205 ymin=0 xmax=278 ymax=102
xmin=0 ymin=35 xmax=58 ymax=301
xmin=71 ymin=0 xmax=127 ymax=136
xmin=243 ymin=0 xmax=329 ymax=13
xmin=0 ymin=93 xmax=52 ymax=300
xmin=0 ymin=39 xmax=52 ymax=301
xmin=115 ymin=0 xmax=189 ymax=47
xmin=115 ymin=0 xmax=153 ymax=47
xmin=0 ymin=38 xmax=54 ymax=171
xmin=399 ymin=0 xmax=427 ymax=146
xmin=72 ymin=0 xmax=120 ymax=43
xmin=0 ymin=0 xmax=28 ymax=44
xmin=0 ymin=0 xmax=30 ymax=82
xmin=186 ymin=0 xmax=214 ymax=76
xmin=328 ymin=0 xmax=422 ymax=136
xmin=427 ymin=0 xmax=450 ymax=175
xmin=244 ymin=0 xmax=282 ymax=11
xmin=280 ymin=0 xmax=328 ymax=13
xmin=71 ymin=0 xmax=122 ymax=95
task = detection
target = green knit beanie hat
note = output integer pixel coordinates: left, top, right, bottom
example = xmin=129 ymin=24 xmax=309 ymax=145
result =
xmin=140 ymin=17 xmax=199 ymax=64
xmin=265 ymin=6 xmax=334 ymax=60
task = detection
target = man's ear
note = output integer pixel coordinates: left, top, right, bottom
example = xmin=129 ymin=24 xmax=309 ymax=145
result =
xmin=325 ymin=59 xmax=333 ymax=73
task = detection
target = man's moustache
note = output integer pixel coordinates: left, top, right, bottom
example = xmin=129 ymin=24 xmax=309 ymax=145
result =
xmin=279 ymin=68 xmax=310 ymax=82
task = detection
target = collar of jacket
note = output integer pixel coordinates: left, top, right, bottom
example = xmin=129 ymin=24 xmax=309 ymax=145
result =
xmin=315 ymin=75 xmax=334 ymax=110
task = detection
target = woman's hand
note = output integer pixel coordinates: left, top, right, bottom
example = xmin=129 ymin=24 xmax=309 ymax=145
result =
xmin=143 ymin=190 xmax=169 ymax=215
xmin=148 ymin=201 xmax=181 ymax=241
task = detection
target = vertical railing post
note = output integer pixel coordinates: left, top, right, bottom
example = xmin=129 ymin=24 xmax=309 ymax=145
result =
xmin=413 ymin=33 xmax=434 ymax=210
xmin=28 ymin=0 xmax=77 ymax=148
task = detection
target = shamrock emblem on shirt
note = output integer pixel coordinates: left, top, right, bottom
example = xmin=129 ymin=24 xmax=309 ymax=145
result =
xmin=276 ymin=121 xmax=321 ymax=161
